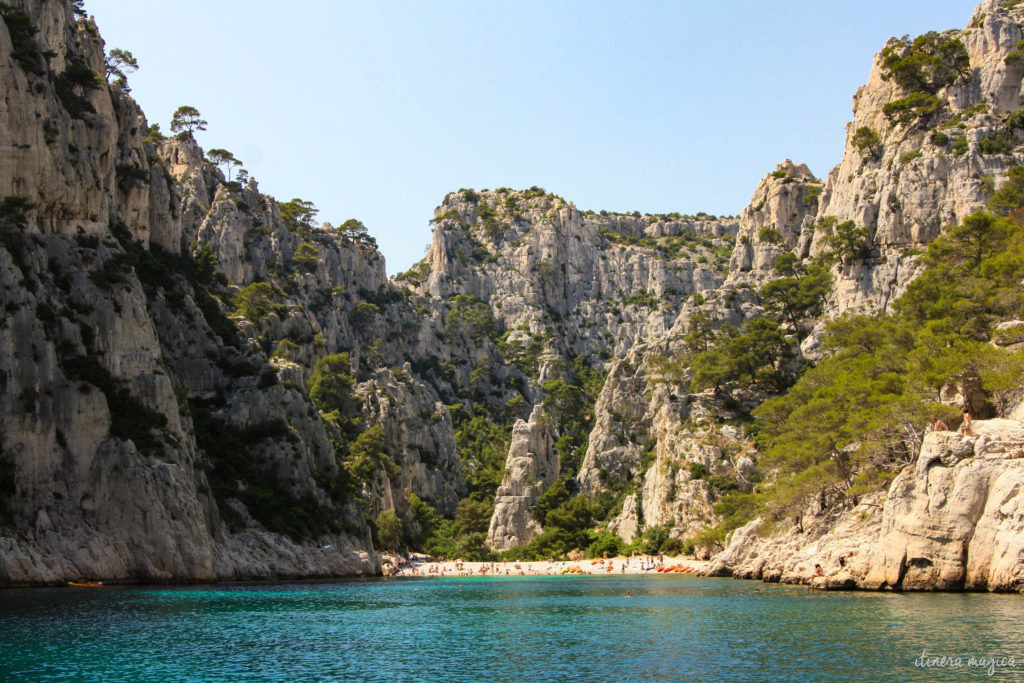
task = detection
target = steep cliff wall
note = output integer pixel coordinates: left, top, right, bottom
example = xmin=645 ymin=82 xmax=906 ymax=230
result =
xmin=0 ymin=0 xmax=383 ymax=583
xmin=2 ymin=0 xmax=1022 ymax=590
xmin=708 ymin=419 xmax=1024 ymax=593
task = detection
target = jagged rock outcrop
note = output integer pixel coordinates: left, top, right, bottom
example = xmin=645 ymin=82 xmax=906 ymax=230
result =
xmin=806 ymin=0 xmax=1024 ymax=313
xmin=863 ymin=420 xmax=1024 ymax=591
xmin=2 ymin=0 xmax=1023 ymax=592
xmin=486 ymin=404 xmax=557 ymax=550
xmin=0 ymin=0 xmax=384 ymax=584
xmin=727 ymin=160 xmax=821 ymax=283
xmin=710 ymin=419 xmax=1024 ymax=592
xmin=415 ymin=189 xmax=736 ymax=365
xmin=354 ymin=366 xmax=464 ymax=518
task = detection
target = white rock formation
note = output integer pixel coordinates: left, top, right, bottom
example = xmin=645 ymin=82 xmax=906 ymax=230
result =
xmin=487 ymin=405 xmax=558 ymax=550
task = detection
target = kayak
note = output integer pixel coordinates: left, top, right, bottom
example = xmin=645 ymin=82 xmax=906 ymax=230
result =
xmin=68 ymin=581 xmax=103 ymax=587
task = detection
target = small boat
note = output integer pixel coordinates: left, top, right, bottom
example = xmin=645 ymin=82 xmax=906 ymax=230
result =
xmin=67 ymin=581 xmax=103 ymax=587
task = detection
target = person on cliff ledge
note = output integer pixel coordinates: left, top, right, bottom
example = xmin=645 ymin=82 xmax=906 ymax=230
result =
xmin=814 ymin=564 xmax=824 ymax=577
xmin=959 ymin=408 xmax=973 ymax=436
xmin=933 ymin=419 xmax=948 ymax=432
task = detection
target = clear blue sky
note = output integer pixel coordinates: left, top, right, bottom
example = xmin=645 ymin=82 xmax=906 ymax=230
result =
xmin=85 ymin=0 xmax=974 ymax=275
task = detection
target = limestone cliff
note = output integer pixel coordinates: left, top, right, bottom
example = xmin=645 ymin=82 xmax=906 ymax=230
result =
xmin=807 ymin=0 xmax=1024 ymax=314
xmin=2 ymin=0 xmax=1023 ymax=592
xmin=0 ymin=0 xmax=383 ymax=583
xmin=486 ymin=404 xmax=557 ymax=551
xmin=708 ymin=419 xmax=1024 ymax=593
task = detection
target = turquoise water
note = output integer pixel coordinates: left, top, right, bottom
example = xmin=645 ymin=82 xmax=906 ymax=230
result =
xmin=1 ymin=575 xmax=1023 ymax=681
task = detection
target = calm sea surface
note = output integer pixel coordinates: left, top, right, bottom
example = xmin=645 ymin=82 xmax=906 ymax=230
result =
xmin=1 ymin=575 xmax=1022 ymax=681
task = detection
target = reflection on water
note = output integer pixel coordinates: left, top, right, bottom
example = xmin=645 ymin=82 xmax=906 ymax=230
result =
xmin=1 ymin=576 xmax=1022 ymax=681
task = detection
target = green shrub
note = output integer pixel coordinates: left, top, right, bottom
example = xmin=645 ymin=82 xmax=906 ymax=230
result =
xmin=883 ymin=92 xmax=943 ymax=124
xmin=758 ymin=226 xmax=783 ymax=244
xmin=233 ymin=282 xmax=285 ymax=322
xmin=879 ymin=31 xmax=969 ymax=95
xmin=979 ymin=132 xmax=1017 ymax=155
xmin=899 ymin=149 xmax=923 ymax=164
xmin=115 ymin=163 xmax=149 ymax=189
xmin=851 ymin=127 xmax=881 ymax=158
xmin=0 ymin=3 xmax=44 ymax=75
xmin=375 ymin=509 xmax=404 ymax=550
xmin=586 ymin=530 xmax=624 ymax=558
xmin=55 ymin=59 xmax=103 ymax=118
xmin=292 ymin=242 xmax=319 ymax=272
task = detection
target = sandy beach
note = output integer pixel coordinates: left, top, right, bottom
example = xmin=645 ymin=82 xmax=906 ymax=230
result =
xmin=387 ymin=555 xmax=709 ymax=578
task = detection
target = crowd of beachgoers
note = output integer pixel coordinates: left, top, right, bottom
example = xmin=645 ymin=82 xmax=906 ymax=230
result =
xmin=382 ymin=554 xmax=708 ymax=578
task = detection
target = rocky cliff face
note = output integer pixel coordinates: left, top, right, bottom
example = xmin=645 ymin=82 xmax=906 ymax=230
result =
xmin=0 ymin=0 xmax=384 ymax=583
xmin=2 ymin=0 xmax=1023 ymax=590
xmin=708 ymin=418 xmax=1024 ymax=592
xmin=804 ymin=0 xmax=1024 ymax=314
xmin=486 ymin=404 xmax=557 ymax=551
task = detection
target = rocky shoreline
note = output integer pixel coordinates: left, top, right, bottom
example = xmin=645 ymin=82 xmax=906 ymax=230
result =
xmin=708 ymin=417 xmax=1024 ymax=593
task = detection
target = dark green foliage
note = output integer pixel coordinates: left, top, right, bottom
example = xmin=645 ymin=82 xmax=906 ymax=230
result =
xmin=587 ymin=531 xmax=624 ymax=558
xmin=531 ymin=476 xmax=572 ymax=524
xmin=104 ymin=47 xmax=137 ymax=85
xmin=194 ymin=287 xmax=239 ymax=346
xmin=350 ymin=301 xmax=381 ymax=330
xmin=929 ymin=130 xmax=950 ymax=146
xmin=308 ymin=353 xmax=355 ymax=415
xmin=699 ymin=179 xmax=1024 ymax=545
xmin=632 ymin=525 xmax=670 ymax=555
xmin=55 ymin=59 xmax=102 ymax=117
xmin=0 ymin=195 xmax=34 ymax=273
xmin=191 ymin=403 xmax=340 ymax=540
xmin=450 ymin=404 xmax=512 ymax=502
xmin=61 ymin=355 xmax=167 ymax=453
xmin=424 ymin=498 xmax=495 ymax=560
xmin=502 ymin=496 xmax=600 ymax=560
xmin=879 ymin=31 xmax=970 ymax=95
xmin=689 ymin=462 xmax=708 ymax=479
xmin=292 ymin=242 xmax=319 ymax=272
xmin=883 ymin=92 xmax=943 ymax=124
xmin=988 ymin=166 xmax=1024 ymax=216
xmin=1004 ymin=39 xmax=1024 ymax=64
xmin=689 ymin=318 xmax=794 ymax=394
xmin=979 ymin=132 xmax=1018 ymax=155
xmin=950 ymin=136 xmax=969 ymax=156
xmin=347 ymin=424 xmax=399 ymax=483
xmin=88 ymin=252 xmax=136 ymax=289
xmin=0 ymin=455 xmax=14 ymax=526
xmin=375 ymin=509 xmax=404 ymax=550
xmin=801 ymin=184 xmax=823 ymax=206
xmin=333 ymin=218 xmax=377 ymax=248
xmin=760 ymin=258 xmax=832 ymax=339
xmin=115 ymin=163 xmax=149 ymax=189
xmin=851 ymin=126 xmax=882 ymax=159
xmin=0 ymin=3 xmax=44 ymax=74
xmin=758 ymin=227 xmax=782 ymax=244
xmin=170 ymin=105 xmax=206 ymax=135
xmin=877 ymin=31 xmax=969 ymax=125
xmin=278 ymin=197 xmax=318 ymax=236
xmin=193 ymin=243 xmax=221 ymax=286
xmin=444 ymin=294 xmax=496 ymax=342
xmin=233 ymin=282 xmax=286 ymax=322
xmin=206 ymin=148 xmax=240 ymax=179
xmin=407 ymin=492 xmax=442 ymax=548
xmin=820 ymin=217 xmax=871 ymax=264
